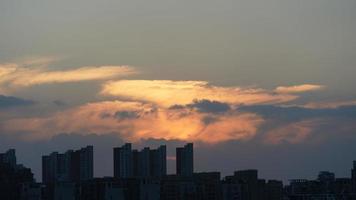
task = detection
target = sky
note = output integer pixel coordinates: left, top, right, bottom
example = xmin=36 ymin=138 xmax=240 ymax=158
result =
xmin=0 ymin=0 xmax=356 ymax=183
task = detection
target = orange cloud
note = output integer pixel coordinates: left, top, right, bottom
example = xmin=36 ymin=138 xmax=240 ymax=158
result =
xmin=264 ymin=119 xmax=321 ymax=144
xmin=275 ymin=84 xmax=325 ymax=94
xmin=1 ymin=101 xmax=263 ymax=144
xmin=10 ymin=66 xmax=135 ymax=87
xmin=101 ymin=80 xmax=297 ymax=107
xmin=0 ymin=60 xmax=136 ymax=93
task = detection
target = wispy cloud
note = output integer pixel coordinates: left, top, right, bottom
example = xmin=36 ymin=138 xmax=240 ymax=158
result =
xmin=101 ymin=80 xmax=298 ymax=107
xmin=275 ymin=84 xmax=325 ymax=94
xmin=303 ymin=100 xmax=356 ymax=109
xmin=264 ymin=119 xmax=319 ymax=144
xmin=239 ymin=104 xmax=356 ymax=144
xmin=0 ymin=58 xmax=137 ymax=93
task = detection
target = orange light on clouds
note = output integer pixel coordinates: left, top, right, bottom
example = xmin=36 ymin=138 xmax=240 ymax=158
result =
xmin=101 ymin=80 xmax=298 ymax=107
xmin=264 ymin=119 xmax=320 ymax=144
xmin=0 ymin=58 xmax=333 ymax=144
xmin=2 ymin=100 xmax=263 ymax=144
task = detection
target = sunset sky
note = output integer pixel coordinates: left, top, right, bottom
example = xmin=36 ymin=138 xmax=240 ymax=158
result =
xmin=1 ymin=0 xmax=356 ymax=182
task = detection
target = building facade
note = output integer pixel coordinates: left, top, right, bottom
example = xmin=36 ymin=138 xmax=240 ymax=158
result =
xmin=176 ymin=143 xmax=194 ymax=177
xmin=42 ymin=146 xmax=93 ymax=183
xmin=0 ymin=149 xmax=16 ymax=167
xmin=114 ymin=143 xmax=167 ymax=178
xmin=114 ymin=143 xmax=133 ymax=178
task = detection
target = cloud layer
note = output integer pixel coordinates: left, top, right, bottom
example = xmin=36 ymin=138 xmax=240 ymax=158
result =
xmin=0 ymin=58 xmax=352 ymax=146
xmin=1 ymin=100 xmax=263 ymax=143
xmin=5 ymin=98 xmax=355 ymax=145
xmin=101 ymin=80 xmax=298 ymax=107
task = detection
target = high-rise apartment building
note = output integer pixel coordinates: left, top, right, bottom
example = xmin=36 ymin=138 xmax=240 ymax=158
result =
xmin=113 ymin=143 xmax=166 ymax=178
xmin=150 ymin=145 xmax=167 ymax=177
xmin=114 ymin=143 xmax=133 ymax=178
xmin=42 ymin=146 xmax=93 ymax=183
xmin=352 ymin=161 xmax=356 ymax=180
xmin=176 ymin=143 xmax=193 ymax=176
xmin=0 ymin=149 xmax=16 ymax=167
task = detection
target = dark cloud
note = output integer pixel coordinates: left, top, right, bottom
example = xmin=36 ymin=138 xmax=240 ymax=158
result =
xmin=0 ymin=95 xmax=34 ymax=108
xmin=238 ymin=105 xmax=356 ymax=145
xmin=201 ymin=116 xmax=219 ymax=125
xmin=52 ymin=100 xmax=67 ymax=106
xmin=188 ymin=99 xmax=230 ymax=113
xmin=170 ymin=99 xmax=231 ymax=113
xmin=169 ymin=104 xmax=186 ymax=110
xmin=100 ymin=111 xmax=141 ymax=120
xmin=239 ymin=105 xmax=356 ymax=122
xmin=100 ymin=112 xmax=112 ymax=119
xmin=114 ymin=111 xmax=140 ymax=120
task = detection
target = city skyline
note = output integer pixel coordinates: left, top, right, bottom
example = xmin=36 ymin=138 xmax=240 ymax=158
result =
xmin=2 ymin=146 xmax=356 ymax=200
xmin=2 ymin=145 xmax=356 ymax=184
xmin=1 ymin=142 xmax=356 ymax=185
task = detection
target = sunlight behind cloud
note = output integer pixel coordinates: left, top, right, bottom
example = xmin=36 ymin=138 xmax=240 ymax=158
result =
xmin=1 ymin=100 xmax=263 ymax=144
xmin=101 ymin=80 xmax=298 ymax=107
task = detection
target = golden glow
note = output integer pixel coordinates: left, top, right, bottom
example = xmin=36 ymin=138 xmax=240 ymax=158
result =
xmin=2 ymin=100 xmax=263 ymax=143
xmin=0 ymin=59 xmax=333 ymax=144
xmin=101 ymin=80 xmax=297 ymax=107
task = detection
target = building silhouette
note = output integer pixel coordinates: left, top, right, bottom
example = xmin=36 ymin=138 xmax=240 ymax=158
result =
xmin=114 ymin=143 xmax=134 ymax=178
xmin=0 ymin=149 xmax=16 ymax=167
xmin=4 ymin=144 xmax=356 ymax=199
xmin=0 ymin=149 xmax=39 ymax=200
xmin=285 ymin=169 xmax=356 ymax=199
xmin=42 ymin=145 xmax=93 ymax=183
xmin=160 ymin=172 xmax=222 ymax=200
xmin=221 ymin=169 xmax=283 ymax=200
xmin=352 ymin=161 xmax=356 ymax=192
xmin=176 ymin=143 xmax=194 ymax=177
xmin=137 ymin=147 xmax=150 ymax=177
xmin=150 ymin=145 xmax=167 ymax=177
xmin=114 ymin=143 xmax=167 ymax=178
